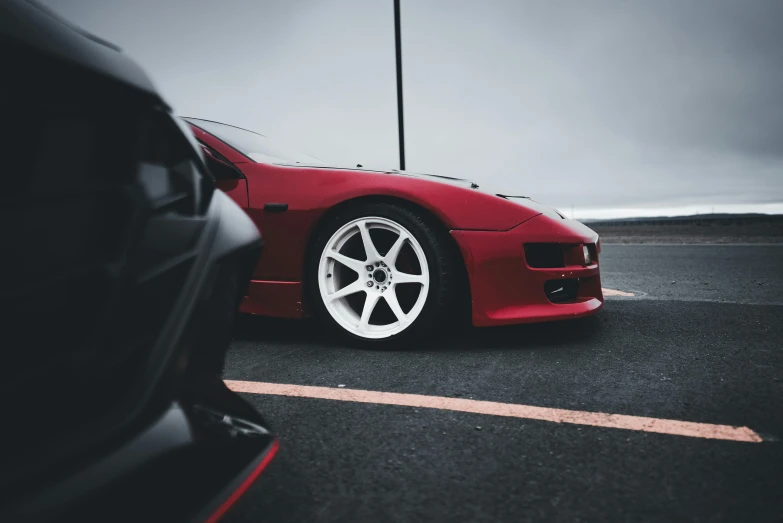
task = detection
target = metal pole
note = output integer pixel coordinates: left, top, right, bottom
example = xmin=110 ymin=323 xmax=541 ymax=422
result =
xmin=394 ymin=0 xmax=406 ymax=170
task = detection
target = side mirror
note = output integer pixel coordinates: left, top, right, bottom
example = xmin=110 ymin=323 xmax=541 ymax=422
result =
xmin=201 ymin=144 xmax=243 ymax=180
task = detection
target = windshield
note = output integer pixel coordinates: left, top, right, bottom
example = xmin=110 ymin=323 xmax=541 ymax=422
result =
xmin=183 ymin=118 xmax=325 ymax=166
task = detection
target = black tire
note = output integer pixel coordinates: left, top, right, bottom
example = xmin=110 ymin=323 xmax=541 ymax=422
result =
xmin=307 ymin=202 xmax=460 ymax=348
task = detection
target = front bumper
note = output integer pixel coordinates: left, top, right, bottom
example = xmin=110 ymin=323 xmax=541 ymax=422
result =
xmin=451 ymin=214 xmax=604 ymax=327
xmin=3 ymin=191 xmax=275 ymax=523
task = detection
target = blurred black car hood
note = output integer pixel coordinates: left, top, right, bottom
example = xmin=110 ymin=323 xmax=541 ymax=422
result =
xmin=0 ymin=0 xmax=164 ymax=106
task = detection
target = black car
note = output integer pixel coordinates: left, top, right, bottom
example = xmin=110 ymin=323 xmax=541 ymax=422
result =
xmin=0 ymin=1 xmax=277 ymax=521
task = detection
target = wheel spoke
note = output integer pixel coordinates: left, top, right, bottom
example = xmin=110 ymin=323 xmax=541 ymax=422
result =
xmin=358 ymin=292 xmax=380 ymax=332
xmin=384 ymin=233 xmax=408 ymax=266
xmin=320 ymin=215 xmax=430 ymax=339
xmin=384 ymin=288 xmax=408 ymax=325
xmin=326 ymin=280 xmax=365 ymax=302
xmin=327 ymin=250 xmax=364 ymax=273
xmin=358 ymin=221 xmax=381 ymax=262
xmin=394 ymin=271 xmax=426 ymax=284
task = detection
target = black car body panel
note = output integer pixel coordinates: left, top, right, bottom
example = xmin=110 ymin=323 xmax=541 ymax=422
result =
xmin=0 ymin=1 xmax=276 ymax=521
xmin=0 ymin=0 xmax=163 ymax=102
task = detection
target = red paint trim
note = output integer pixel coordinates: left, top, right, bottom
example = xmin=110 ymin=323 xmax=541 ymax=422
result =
xmin=204 ymin=439 xmax=280 ymax=523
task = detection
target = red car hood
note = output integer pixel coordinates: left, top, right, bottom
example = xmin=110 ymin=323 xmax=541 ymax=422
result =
xmin=293 ymin=162 xmax=566 ymax=221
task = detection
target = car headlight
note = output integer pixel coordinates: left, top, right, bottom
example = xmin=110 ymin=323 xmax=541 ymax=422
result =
xmin=582 ymin=245 xmax=592 ymax=265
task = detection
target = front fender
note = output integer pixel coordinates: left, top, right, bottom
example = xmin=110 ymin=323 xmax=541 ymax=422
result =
xmin=308 ymin=170 xmax=542 ymax=231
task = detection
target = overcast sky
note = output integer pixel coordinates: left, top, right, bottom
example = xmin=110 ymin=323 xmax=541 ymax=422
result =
xmin=42 ymin=0 xmax=783 ymax=218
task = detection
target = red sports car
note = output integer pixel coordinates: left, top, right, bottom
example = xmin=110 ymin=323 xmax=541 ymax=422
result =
xmin=184 ymin=118 xmax=603 ymax=345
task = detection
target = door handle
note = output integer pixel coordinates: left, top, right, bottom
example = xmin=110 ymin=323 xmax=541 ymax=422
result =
xmin=264 ymin=203 xmax=288 ymax=212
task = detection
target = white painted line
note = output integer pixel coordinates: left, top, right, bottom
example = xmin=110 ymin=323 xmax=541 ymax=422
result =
xmin=603 ymin=288 xmax=635 ymax=297
xmin=225 ymin=380 xmax=762 ymax=443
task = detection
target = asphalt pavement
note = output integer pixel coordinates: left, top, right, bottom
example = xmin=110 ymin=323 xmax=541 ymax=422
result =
xmin=222 ymin=244 xmax=783 ymax=523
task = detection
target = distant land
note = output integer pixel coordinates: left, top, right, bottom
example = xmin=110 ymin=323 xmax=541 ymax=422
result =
xmin=583 ymin=213 xmax=783 ymax=244
xmin=581 ymin=213 xmax=782 ymax=225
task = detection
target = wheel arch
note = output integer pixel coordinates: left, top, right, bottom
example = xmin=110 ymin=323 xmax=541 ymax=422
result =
xmin=302 ymin=195 xmax=472 ymax=321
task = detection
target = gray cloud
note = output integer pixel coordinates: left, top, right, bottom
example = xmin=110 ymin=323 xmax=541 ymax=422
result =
xmin=42 ymin=0 xmax=783 ymax=216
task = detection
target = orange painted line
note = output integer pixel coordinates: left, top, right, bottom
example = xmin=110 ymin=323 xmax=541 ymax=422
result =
xmin=225 ymin=380 xmax=762 ymax=443
xmin=602 ymin=288 xmax=635 ymax=297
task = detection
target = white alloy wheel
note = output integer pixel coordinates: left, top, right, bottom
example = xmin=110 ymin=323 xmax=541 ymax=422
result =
xmin=317 ymin=216 xmax=430 ymax=339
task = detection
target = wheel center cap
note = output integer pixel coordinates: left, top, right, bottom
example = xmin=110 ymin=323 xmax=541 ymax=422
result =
xmin=373 ymin=269 xmax=387 ymax=283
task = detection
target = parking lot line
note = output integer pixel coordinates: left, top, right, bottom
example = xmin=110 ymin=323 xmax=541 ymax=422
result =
xmin=602 ymin=288 xmax=635 ymax=297
xmin=225 ymin=380 xmax=762 ymax=443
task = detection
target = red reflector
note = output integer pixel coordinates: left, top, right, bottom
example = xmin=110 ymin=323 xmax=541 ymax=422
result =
xmin=205 ymin=439 xmax=279 ymax=523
